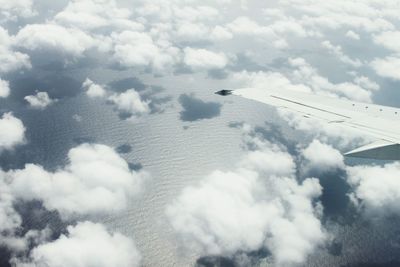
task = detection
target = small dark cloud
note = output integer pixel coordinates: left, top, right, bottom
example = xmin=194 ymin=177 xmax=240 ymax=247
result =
xmin=108 ymin=77 xmax=147 ymax=92
xmin=116 ymin=144 xmax=132 ymax=154
xmin=179 ymin=94 xmax=222 ymax=122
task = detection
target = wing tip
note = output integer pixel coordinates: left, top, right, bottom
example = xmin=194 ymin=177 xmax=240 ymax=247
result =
xmin=215 ymin=90 xmax=233 ymax=96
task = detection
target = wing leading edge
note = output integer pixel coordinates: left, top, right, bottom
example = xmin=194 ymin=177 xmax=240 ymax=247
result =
xmin=215 ymin=88 xmax=400 ymax=160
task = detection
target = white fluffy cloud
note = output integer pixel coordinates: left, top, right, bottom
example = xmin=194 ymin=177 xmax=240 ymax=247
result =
xmin=108 ymin=89 xmax=150 ymax=117
xmin=111 ymin=31 xmax=180 ymax=71
xmin=54 ymin=0 xmax=143 ymax=31
xmin=81 ymin=79 xmax=149 ymax=119
xmin=183 ymin=48 xmax=229 ymax=70
xmin=0 ymin=113 xmax=26 ymax=152
xmin=0 ymin=27 xmax=31 ymax=73
xmin=345 ymin=30 xmax=360 ymax=40
xmin=167 ymin=130 xmax=326 ymax=266
xmin=370 ymin=56 xmax=400 ymax=80
xmin=24 ymin=91 xmax=55 ymax=109
xmin=373 ymin=31 xmax=400 ymax=53
xmin=0 ymin=170 xmax=23 ymax=249
xmin=0 ymin=0 xmax=35 ymax=21
xmin=321 ymin=40 xmax=362 ymax=67
xmin=281 ymin=0 xmax=395 ymax=33
xmin=14 ymin=221 xmax=141 ymax=267
xmin=289 ymin=57 xmax=373 ymax=102
xmin=7 ymin=143 xmax=146 ymax=218
xmin=82 ymin=78 xmax=106 ymax=98
xmin=347 ymin=163 xmax=400 ymax=216
xmin=233 ymin=70 xmax=311 ymax=92
xmin=0 ymin=78 xmax=10 ymax=98
xmin=233 ymin=57 xmax=375 ymax=103
xmin=301 ymin=140 xmax=344 ymax=172
xmin=15 ymin=24 xmax=95 ymax=57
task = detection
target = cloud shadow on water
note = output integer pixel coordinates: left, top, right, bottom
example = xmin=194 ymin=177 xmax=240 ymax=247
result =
xmin=196 ymin=256 xmax=236 ymax=267
xmin=179 ymin=94 xmax=222 ymax=122
xmin=7 ymin=72 xmax=82 ymax=102
xmin=116 ymin=144 xmax=132 ymax=154
xmin=108 ymin=77 xmax=147 ymax=92
xmin=195 ymin=248 xmax=270 ymax=267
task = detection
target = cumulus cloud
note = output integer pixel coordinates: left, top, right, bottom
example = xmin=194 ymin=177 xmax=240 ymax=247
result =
xmin=0 ymin=170 xmax=23 ymax=249
xmin=278 ymin=109 xmax=370 ymax=150
xmin=184 ymin=48 xmax=229 ymax=70
xmin=0 ymin=27 xmax=31 ymax=73
xmin=226 ymin=16 xmax=275 ymax=39
xmin=373 ymin=31 xmax=400 ymax=53
xmin=210 ymin=25 xmax=233 ymax=41
xmin=0 ymin=113 xmax=26 ymax=152
xmin=15 ymin=24 xmax=95 ymax=57
xmin=111 ymin=31 xmax=180 ymax=71
xmin=225 ymin=15 xmax=307 ymax=48
xmin=14 ymin=221 xmax=141 ymax=267
xmin=24 ymin=91 xmax=55 ymax=109
xmin=233 ymin=70 xmax=311 ymax=92
xmin=289 ymin=57 xmax=373 ymax=102
xmin=167 ymin=129 xmax=326 ymax=266
xmin=82 ymin=78 xmax=106 ymax=98
xmin=281 ymin=0 xmax=395 ymax=33
xmin=345 ymin=30 xmax=360 ymax=40
xmin=353 ymin=75 xmax=380 ymax=91
xmin=0 ymin=0 xmax=35 ymax=21
xmin=370 ymin=56 xmax=400 ymax=80
xmin=0 ymin=170 xmax=53 ymax=253
xmin=347 ymin=163 xmax=400 ymax=216
xmin=301 ymin=140 xmax=345 ymax=172
xmin=108 ymin=89 xmax=150 ymax=118
xmin=54 ymin=0 xmax=143 ymax=31
xmin=81 ymin=79 xmax=150 ymax=119
xmin=7 ymin=143 xmax=146 ymax=218
xmin=233 ymin=57 xmax=375 ymax=103
xmin=321 ymin=40 xmax=362 ymax=67
xmin=0 ymin=78 xmax=10 ymax=98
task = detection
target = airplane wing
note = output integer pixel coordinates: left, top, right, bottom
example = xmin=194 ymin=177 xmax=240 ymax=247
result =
xmin=215 ymin=88 xmax=400 ymax=160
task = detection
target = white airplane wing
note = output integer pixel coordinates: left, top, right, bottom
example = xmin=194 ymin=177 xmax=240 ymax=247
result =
xmin=215 ymin=88 xmax=400 ymax=160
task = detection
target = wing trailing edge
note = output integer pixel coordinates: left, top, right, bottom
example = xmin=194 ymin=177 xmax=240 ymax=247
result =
xmin=345 ymin=140 xmax=400 ymax=160
xmin=218 ymin=87 xmax=400 ymax=160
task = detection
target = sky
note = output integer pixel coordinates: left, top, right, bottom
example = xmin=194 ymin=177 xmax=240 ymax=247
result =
xmin=2 ymin=0 xmax=400 ymax=267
